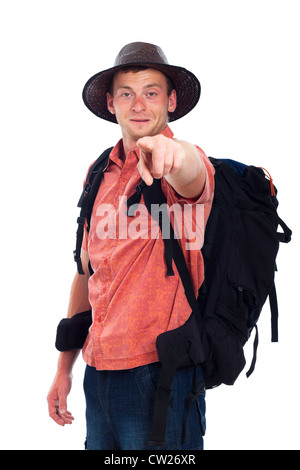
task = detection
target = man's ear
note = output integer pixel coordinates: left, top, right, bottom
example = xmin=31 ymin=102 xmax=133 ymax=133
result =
xmin=168 ymin=89 xmax=177 ymax=113
xmin=107 ymin=92 xmax=115 ymax=115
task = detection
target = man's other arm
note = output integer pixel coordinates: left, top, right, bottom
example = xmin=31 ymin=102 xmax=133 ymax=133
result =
xmin=47 ymin=249 xmax=91 ymax=426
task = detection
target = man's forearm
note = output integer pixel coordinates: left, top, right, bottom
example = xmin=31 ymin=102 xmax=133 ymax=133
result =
xmin=67 ymin=250 xmax=91 ymax=318
xmin=57 ymin=350 xmax=81 ymax=375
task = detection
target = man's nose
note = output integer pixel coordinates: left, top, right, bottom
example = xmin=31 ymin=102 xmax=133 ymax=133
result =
xmin=131 ymin=95 xmax=146 ymax=112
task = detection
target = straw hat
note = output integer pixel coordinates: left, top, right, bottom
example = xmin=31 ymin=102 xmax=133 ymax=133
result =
xmin=82 ymin=42 xmax=201 ymax=123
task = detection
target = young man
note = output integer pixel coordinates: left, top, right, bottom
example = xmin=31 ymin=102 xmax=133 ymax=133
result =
xmin=47 ymin=42 xmax=215 ymax=450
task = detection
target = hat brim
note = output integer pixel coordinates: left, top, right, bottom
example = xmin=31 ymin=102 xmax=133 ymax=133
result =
xmin=82 ymin=63 xmax=201 ymax=123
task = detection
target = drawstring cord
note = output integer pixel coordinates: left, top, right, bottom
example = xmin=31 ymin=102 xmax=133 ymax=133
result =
xmin=260 ymin=167 xmax=276 ymax=197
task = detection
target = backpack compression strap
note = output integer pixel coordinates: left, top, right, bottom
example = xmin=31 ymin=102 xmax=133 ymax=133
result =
xmin=74 ymin=147 xmax=113 ymax=275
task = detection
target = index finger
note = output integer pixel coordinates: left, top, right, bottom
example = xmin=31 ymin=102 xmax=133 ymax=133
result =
xmin=137 ymin=156 xmax=153 ymax=186
xmin=136 ymin=137 xmax=154 ymax=153
xmin=137 ymin=136 xmax=165 ymax=181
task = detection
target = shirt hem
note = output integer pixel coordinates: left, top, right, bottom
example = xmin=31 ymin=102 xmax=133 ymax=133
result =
xmin=83 ymin=349 xmax=159 ymax=371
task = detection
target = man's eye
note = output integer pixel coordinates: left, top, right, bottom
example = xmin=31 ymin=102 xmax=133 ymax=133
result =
xmin=121 ymin=92 xmax=131 ymax=98
xmin=147 ymin=92 xmax=157 ymax=97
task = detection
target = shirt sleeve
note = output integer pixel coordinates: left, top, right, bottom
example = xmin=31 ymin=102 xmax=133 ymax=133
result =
xmin=161 ymin=146 xmax=215 ymax=207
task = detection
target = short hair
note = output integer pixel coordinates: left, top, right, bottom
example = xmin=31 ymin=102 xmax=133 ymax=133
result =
xmin=108 ymin=66 xmax=174 ymax=97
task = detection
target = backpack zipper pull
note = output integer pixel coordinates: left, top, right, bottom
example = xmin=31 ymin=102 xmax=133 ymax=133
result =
xmin=238 ymin=286 xmax=244 ymax=307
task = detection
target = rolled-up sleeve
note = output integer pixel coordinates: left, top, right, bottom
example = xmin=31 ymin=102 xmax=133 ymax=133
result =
xmin=161 ymin=146 xmax=215 ymax=207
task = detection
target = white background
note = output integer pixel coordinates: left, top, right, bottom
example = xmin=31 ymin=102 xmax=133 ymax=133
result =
xmin=0 ymin=0 xmax=299 ymax=450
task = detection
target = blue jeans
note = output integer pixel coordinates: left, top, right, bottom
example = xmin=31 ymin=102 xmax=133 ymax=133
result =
xmin=83 ymin=362 xmax=206 ymax=450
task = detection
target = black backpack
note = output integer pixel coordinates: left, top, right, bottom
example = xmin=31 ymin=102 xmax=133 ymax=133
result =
xmin=71 ymin=148 xmax=292 ymax=446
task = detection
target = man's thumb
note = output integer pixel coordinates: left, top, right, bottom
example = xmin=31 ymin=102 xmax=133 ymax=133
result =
xmin=59 ymin=395 xmax=68 ymax=415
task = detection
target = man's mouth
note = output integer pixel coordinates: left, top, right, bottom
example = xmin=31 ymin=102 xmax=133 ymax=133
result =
xmin=130 ymin=119 xmax=150 ymax=123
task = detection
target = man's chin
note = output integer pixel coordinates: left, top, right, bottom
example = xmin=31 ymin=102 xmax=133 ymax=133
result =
xmin=128 ymin=121 xmax=155 ymax=139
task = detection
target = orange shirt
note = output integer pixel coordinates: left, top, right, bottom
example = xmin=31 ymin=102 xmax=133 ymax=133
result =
xmin=82 ymin=126 xmax=215 ymax=370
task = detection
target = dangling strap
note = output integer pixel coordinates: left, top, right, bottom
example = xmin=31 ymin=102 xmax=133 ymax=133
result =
xmin=269 ymin=283 xmax=279 ymax=342
xmin=246 ymin=282 xmax=279 ymax=378
xmin=184 ymin=367 xmax=205 ymax=442
xmin=127 ymin=179 xmax=175 ymax=276
xmin=149 ymin=344 xmax=180 ymax=447
xmin=150 ymin=337 xmax=204 ymax=447
xmin=246 ymin=325 xmax=259 ymax=378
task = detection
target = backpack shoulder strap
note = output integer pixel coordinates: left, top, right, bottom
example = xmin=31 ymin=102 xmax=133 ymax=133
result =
xmin=74 ymin=147 xmax=113 ymax=274
xmin=77 ymin=147 xmax=113 ymax=209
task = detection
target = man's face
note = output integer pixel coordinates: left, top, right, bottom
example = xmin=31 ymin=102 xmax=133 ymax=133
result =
xmin=107 ymin=68 xmax=176 ymax=151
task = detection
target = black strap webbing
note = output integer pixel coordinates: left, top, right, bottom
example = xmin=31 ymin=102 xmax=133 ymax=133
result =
xmin=149 ymin=341 xmax=201 ymax=447
xmin=246 ymin=325 xmax=259 ymax=378
xmin=269 ymin=283 xmax=279 ymax=342
xmin=74 ymin=147 xmax=113 ymax=274
xmin=149 ymin=345 xmax=180 ymax=447
xmin=246 ymin=282 xmax=278 ymax=378
xmin=128 ymin=179 xmax=175 ymax=276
